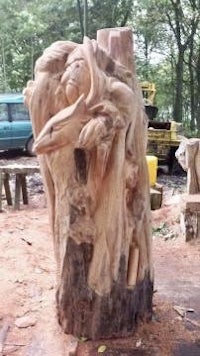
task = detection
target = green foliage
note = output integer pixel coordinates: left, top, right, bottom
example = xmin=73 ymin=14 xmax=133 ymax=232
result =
xmin=132 ymin=0 xmax=200 ymax=133
xmin=0 ymin=0 xmax=82 ymax=92
xmin=88 ymin=0 xmax=133 ymax=38
xmin=0 ymin=0 xmax=132 ymax=91
xmin=0 ymin=0 xmax=199 ymax=134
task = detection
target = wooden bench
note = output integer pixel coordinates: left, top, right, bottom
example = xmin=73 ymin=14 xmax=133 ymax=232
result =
xmin=0 ymin=165 xmax=40 ymax=210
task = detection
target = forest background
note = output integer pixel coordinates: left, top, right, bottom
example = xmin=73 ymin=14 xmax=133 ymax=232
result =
xmin=0 ymin=0 xmax=199 ymax=135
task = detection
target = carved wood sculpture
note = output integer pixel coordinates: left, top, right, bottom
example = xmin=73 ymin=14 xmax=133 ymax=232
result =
xmin=24 ymin=28 xmax=153 ymax=339
xmin=176 ymin=138 xmax=200 ymax=241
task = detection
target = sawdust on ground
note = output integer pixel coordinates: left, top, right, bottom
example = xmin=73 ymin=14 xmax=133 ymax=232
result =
xmin=0 ymin=151 xmax=200 ymax=356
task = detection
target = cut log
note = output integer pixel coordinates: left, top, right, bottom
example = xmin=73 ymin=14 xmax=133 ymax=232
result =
xmin=181 ymin=210 xmax=200 ymax=242
xmin=150 ymin=188 xmax=162 ymax=210
xmin=25 ymin=27 xmax=153 ymax=340
xmin=181 ymin=194 xmax=200 ymax=241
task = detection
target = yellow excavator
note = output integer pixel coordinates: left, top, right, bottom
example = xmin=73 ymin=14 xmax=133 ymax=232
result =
xmin=140 ymin=81 xmax=158 ymax=120
xmin=140 ymin=81 xmax=183 ymax=173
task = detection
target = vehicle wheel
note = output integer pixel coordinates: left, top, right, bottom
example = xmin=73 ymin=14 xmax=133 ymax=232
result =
xmin=26 ymin=137 xmax=35 ymax=156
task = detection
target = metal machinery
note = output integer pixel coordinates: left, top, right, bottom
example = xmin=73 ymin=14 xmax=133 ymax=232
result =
xmin=140 ymin=81 xmax=158 ymax=120
xmin=140 ymin=82 xmax=183 ymax=173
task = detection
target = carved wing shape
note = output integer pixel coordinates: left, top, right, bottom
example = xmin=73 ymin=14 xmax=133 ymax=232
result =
xmin=34 ymin=95 xmax=87 ymax=154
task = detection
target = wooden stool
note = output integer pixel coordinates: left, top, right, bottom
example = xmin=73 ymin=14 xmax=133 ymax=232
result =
xmin=0 ymin=165 xmax=40 ymax=211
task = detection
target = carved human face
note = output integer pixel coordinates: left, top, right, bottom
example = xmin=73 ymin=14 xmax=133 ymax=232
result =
xmin=62 ymin=48 xmax=91 ymax=105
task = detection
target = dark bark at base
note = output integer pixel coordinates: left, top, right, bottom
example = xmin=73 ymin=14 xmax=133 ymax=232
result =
xmin=57 ymin=238 xmax=153 ymax=340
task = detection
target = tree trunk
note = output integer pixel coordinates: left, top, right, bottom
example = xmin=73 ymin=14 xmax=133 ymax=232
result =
xmin=188 ymin=38 xmax=195 ymax=132
xmin=196 ymin=46 xmax=200 ymax=135
xmin=77 ymin=0 xmax=84 ymax=40
xmin=24 ymin=27 xmax=153 ymax=340
xmin=83 ymin=0 xmax=88 ymax=36
xmin=173 ymin=51 xmax=184 ymax=122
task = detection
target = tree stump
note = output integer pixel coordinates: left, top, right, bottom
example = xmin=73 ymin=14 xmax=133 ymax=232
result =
xmin=150 ymin=187 xmax=162 ymax=210
xmin=24 ymin=27 xmax=153 ymax=340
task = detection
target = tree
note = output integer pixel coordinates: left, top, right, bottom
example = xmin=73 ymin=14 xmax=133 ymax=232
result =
xmin=165 ymin=0 xmax=200 ymax=123
xmin=195 ymin=39 xmax=200 ymax=134
xmin=132 ymin=0 xmax=175 ymax=119
xmin=0 ymin=0 xmax=47 ymax=91
xmin=89 ymin=0 xmax=133 ymax=38
xmin=132 ymin=0 xmax=200 ymax=133
xmin=0 ymin=0 xmax=83 ymax=92
xmin=186 ymin=0 xmax=200 ymax=132
xmin=0 ymin=0 xmax=199 ymax=135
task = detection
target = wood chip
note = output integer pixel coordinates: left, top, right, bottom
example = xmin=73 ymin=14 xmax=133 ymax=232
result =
xmin=173 ymin=305 xmax=186 ymax=318
xmin=186 ymin=318 xmax=200 ymax=328
xmin=15 ymin=315 xmax=36 ymax=328
xmin=98 ymin=345 xmax=107 ymax=353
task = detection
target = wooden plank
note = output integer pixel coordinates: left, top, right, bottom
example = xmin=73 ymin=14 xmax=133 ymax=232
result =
xmin=0 ymin=165 xmax=40 ymax=175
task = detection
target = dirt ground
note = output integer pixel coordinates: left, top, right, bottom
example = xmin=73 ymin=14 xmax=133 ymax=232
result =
xmin=0 ymin=151 xmax=200 ymax=356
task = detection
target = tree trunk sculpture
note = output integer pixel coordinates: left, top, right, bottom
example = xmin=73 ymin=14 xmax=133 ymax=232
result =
xmin=24 ymin=27 xmax=153 ymax=340
xmin=176 ymin=138 xmax=200 ymax=241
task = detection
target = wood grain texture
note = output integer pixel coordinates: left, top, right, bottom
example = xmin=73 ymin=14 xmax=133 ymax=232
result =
xmin=24 ymin=27 xmax=153 ymax=339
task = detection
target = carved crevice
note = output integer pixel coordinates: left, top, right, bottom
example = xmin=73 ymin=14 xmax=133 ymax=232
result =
xmin=74 ymin=148 xmax=88 ymax=184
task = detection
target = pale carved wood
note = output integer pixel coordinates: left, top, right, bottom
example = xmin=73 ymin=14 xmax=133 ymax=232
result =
xmin=176 ymin=138 xmax=200 ymax=194
xmin=176 ymin=138 xmax=200 ymax=241
xmin=24 ymin=28 xmax=153 ymax=339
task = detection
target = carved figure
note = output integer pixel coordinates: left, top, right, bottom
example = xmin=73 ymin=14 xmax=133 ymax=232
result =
xmin=176 ymin=138 xmax=200 ymax=194
xmin=24 ymin=28 xmax=153 ymax=340
xmin=176 ymin=138 xmax=200 ymax=241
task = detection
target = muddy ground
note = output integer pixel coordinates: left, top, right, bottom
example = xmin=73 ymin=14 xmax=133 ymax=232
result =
xmin=0 ymin=151 xmax=200 ymax=356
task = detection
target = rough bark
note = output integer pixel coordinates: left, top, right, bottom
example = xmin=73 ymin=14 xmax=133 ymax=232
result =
xmin=24 ymin=27 xmax=153 ymax=340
